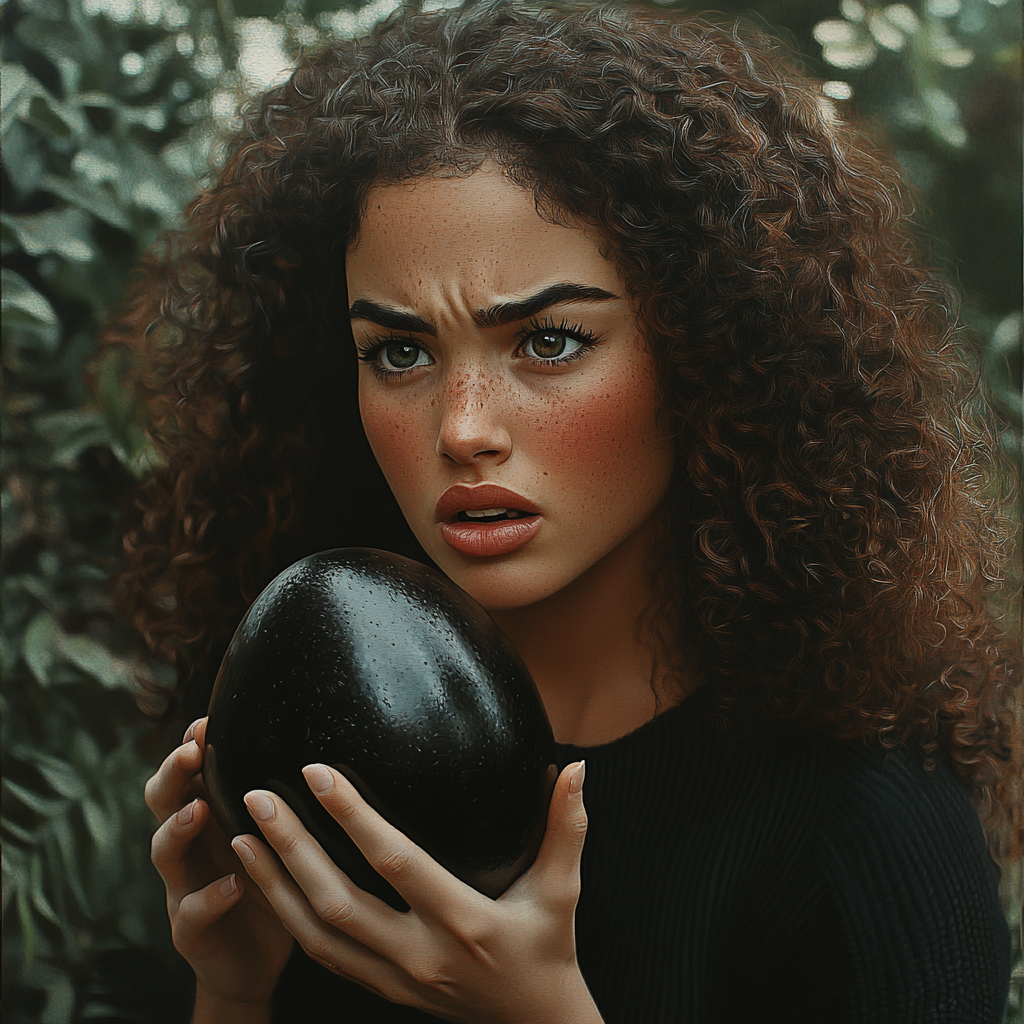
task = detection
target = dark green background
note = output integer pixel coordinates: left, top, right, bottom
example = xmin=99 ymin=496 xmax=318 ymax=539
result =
xmin=2 ymin=0 xmax=1021 ymax=1019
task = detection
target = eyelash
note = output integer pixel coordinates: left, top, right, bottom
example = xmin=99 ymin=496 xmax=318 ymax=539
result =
xmin=355 ymin=317 xmax=601 ymax=382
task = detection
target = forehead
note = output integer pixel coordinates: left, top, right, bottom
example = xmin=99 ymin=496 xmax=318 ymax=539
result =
xmin=345 ymin=167 xmax=621 ymax=306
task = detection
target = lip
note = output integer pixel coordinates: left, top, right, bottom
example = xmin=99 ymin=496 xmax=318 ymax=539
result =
xmin=435 ymin=484 xmax=542 ymax=558
xmin=434 ymin=484 xmax=541 ymax=524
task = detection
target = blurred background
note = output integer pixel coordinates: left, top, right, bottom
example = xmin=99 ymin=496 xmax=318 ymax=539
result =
xmin=2 ymin=0 xmax=1021 ymax=1020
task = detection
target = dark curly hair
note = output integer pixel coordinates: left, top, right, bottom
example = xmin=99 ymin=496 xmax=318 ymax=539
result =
xmin=105 ymin=1 xmax=1021 ymax=856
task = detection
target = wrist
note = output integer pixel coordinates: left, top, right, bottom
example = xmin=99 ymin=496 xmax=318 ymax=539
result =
xmin=192 ymin=988 xmax=273 ymax=1024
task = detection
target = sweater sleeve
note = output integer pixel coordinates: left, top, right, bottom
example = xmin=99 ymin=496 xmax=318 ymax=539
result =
xmin=817 ymin=744 xmax=1010 ymax=1024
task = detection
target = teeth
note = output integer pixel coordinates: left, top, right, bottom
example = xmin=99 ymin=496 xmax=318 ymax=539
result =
xmin=465 ymin=508 xmax=508 ymax=518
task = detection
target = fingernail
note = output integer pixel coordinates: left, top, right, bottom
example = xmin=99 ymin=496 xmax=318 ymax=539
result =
xmin=176 ymin=799 xmax=196 ymax=826
xmin=183 ymin=718 xmax=202 ymax=743
xmin=245 ymin=792 xmax=275 ymax=821
xmin=232 ymin=838 xmax=255 ymax=864
xmin=570 ymin=760 xmax=586 ymax=795
xmin=220 ymin=873 xmax=237 ymax=897
xmin=303 ymin=764 xmax=333 ymax=795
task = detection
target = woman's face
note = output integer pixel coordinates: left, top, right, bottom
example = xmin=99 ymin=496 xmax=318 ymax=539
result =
xmin=346 ymin=165 xmax=673 ymax=610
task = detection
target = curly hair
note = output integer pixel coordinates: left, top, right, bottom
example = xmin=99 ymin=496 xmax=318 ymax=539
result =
xmin=106 ymin=1 xmax=1021 ymax=855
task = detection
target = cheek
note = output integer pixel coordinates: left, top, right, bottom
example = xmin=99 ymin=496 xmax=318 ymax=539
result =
xmin=527 ymin=369 xmax=669 ymax=516
xmin=359 ymin=389 xmax=433 ymax=506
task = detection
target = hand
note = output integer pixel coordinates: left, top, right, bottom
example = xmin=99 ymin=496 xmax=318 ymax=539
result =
xmin=231 ymin=760 xmax=603 ymax=1024
xmin=146 ymin=717 xmax=295 ymax=1021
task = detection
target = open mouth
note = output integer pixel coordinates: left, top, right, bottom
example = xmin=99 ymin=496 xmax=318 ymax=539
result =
xmin=455 ymin=508 xmax=535 ymax=523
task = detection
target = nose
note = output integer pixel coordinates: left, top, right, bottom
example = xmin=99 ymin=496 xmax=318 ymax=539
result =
xmin=435 ymin=368 xmax=512 ymax=466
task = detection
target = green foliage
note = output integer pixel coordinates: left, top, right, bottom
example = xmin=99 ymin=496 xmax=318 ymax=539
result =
xmin=1 ymin=0 xmax=1020 ymax=1019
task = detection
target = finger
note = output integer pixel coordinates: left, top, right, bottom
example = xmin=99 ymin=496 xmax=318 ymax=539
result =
xmin=301 ymin=764 xmax=475 ymax=918
xmin=514 ymin=761 xmax=587 ymax=907
xmin=231 ymin=833 xmax=409 ymax=1002
xmin=182 ymin=716 xmax=208 ymax=749
xmin=172 ymin=872 xmax=244 ymax=953
xmin=240 ymin=789 xmax=409 ymax=954
xmin=145 ymin=740 xmax=204 ymax=823
xmin=151 ymin=798 xmax=223 ymax=901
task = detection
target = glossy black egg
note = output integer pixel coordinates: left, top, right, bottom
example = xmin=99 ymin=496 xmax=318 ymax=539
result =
xmin=204 ymin=548 xmax=556 ymax=908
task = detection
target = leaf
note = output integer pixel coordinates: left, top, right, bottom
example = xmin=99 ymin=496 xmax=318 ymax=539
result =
xmin=1 ymin=120 xmax=47 ymax=195
xmin=83 ymin=797 xmax=114 ymax=851
xmin=33 ymin=409 xmax=112 ymax=467
xmin=37 ymin=173 xmax=131 ymax=230
xmin=40 ymin=973 xmax=75 ymax=1024
xmin=1 ymin=270 xmax=60 ymax=353
xmin=17 ymin=881 xmax=37 ymax=968
xmin=34 ymin=754 xmax=88 ymax=801
xmin=59 ymin=633 xmax=133 ymax=689
xmin=3 ymin=208 xmax=96 ymax=262
xmin=4 ymin=779 xmax=68 ymax=817
xmin=23 ymin=611 xmax=61 ymax=685
xmin=1 ymin=64 xmax=35 ymax=134
xmin=17 ymin=11 xmax=102 ymax=66
xmin=52 ymin=817 xmax=90 ymax=916
xmin=30 ymin=851 xmax=61 ymax=926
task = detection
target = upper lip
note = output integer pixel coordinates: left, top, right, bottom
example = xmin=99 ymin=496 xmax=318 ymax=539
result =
xmin=435 ymin=484 xmax=541 ymax=523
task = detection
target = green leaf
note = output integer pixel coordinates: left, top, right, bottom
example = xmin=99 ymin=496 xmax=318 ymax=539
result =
xmin=23 ymin=611 xmax=61 ymax=686
xmin=40 ymin=973 xmax=75 ymax=1024
xmin=59 ymin=633 xmax=133 ymax=689
xmin=37 ymin=173 xmax=131 ymax=230
xmin=1 ymin=271 xmax=60 ymax=353
xmin=1 ymin=64 xmax=36 ymax=135
xmin=34 ymin=754 xmax=88 ymax=801
xmin=4 ymin=779 xmax=68 ymax=817
xmin=83 ymin=797 xmax=117 ymax=852
xmin=52 ymin=817 xmax=90 ymax=916
xmin=3 ymin=208 xmax=96 ymax=262
xmin=33 ymin=409 xmax=112 ymax=467
xmin=16 ymin=881 xmax=37 ymax=968
xmin=30 ymin=852 xmax=61 ymax=926
xmin=17 ymin=12 xmax=102 ymax=66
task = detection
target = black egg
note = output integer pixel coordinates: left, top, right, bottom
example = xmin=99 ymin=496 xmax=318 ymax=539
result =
xmin=204 ymin=548 xmax=556 ymax=908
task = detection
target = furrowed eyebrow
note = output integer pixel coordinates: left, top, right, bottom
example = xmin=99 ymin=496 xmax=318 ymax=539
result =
xmin=348 ymin=283 xmax=619 ymax=336
xmin=472 ymin=283 xmax=619 ymax=328
xmin=348 ymin=300 xmax=437 ymax=336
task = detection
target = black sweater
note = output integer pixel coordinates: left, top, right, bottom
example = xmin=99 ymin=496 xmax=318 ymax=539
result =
xmin=272 ymin=686 xmax=1011 ymax=1022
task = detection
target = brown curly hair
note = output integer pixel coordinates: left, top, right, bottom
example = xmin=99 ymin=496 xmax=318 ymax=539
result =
xmin=106 ymin=1 xmax=1021 ymax=855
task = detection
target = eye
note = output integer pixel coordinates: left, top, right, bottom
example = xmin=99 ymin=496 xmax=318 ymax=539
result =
xmin=517 ymin=319 xmax=598 ymax=364
xmin=378 ymin=342 xmax=430 ymax=371
xmin=357 ymin=338 xmax=433 ymax=380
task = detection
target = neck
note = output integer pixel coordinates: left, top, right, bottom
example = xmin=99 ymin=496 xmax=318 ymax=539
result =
xmin=491 ymin=518 xmax=684 ymax=746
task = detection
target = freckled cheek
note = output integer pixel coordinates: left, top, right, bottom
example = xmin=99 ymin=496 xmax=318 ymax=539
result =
xmin=525 ymin=376 xmax=669 ymax=515
xmin=359 ymin=393 xmax=435 ymax=506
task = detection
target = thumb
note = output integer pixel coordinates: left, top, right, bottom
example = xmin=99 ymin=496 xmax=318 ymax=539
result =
xmin=529 ymin=760 xmax=587 ymax=904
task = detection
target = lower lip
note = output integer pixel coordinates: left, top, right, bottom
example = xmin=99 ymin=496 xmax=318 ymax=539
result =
xmin=439 ymin=516 xmax=542 ymax=557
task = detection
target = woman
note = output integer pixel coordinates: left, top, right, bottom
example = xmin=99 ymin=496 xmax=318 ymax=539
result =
xmin=120 ymin=3 xmax=1019 ymax=1021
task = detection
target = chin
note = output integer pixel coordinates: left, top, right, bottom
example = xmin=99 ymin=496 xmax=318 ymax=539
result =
xmin=431 ymin=552 xmax=574 ymax=613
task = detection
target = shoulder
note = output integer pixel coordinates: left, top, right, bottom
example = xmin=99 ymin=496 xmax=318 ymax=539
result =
xmin=813 ymin=739 xmax=1011 ymax=1023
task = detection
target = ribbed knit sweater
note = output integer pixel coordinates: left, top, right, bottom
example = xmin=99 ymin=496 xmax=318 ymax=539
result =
xmin=271 ymin=685 xmax=1011 ymax=1023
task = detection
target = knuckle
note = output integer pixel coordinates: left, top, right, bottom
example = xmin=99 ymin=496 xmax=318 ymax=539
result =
xmin=316 ymin=897 xmax=356 ymax=928
xmin=304 ymin=936 xmax=343 ymax=974
xmin=454 ymin=916 xmax=500 ymax=966
xmin=406 ymin=956 xmax=449 ymax=989
xmin=334 ymin=797 xmax=359 ymax=820
xmin=275 ymin=830 xmax=303 ymax=857
xmin=377 ymin=847 xmax=414 ymax=882
xmin=569 ymin=811 xmax=589 ymax=837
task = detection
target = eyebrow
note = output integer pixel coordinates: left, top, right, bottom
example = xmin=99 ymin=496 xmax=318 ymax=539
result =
xmin=348 ymin=283 xmax=619 ymax=336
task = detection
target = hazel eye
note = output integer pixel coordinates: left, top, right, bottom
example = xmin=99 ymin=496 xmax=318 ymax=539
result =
xmin=521 ymin=331 xmax=586 ymax=361
xmin=379 ymin=343 xmax=430 ymax=371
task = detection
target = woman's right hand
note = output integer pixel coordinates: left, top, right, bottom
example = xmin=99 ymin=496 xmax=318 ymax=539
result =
xmin=146 ymin=717 xmax=295 ymax=1021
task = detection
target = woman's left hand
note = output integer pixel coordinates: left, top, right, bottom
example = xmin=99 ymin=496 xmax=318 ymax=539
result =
xmin=230 ymin=760 xmax=602 ymax=1024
